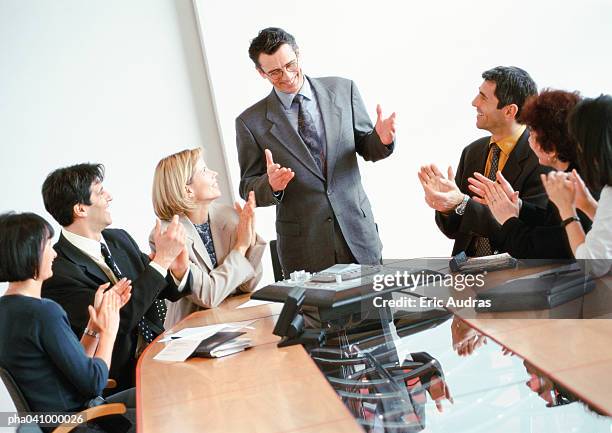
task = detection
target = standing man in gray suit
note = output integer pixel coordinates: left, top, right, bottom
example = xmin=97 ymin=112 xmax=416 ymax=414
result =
xmin=236 ymin=27 xmax=396 ymax=276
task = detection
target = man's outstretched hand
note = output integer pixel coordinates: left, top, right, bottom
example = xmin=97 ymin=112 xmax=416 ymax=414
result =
xmin=266 ymin=149 xmax=294 ymax=192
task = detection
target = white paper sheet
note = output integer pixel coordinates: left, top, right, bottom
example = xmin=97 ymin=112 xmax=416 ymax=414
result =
xmin=236 ymin=299 xmax=275 ymax=309
xmin=153 ymin=338 xmax=203 ymax=362
xmin=159 ymin=320 xmax=257 ymax=342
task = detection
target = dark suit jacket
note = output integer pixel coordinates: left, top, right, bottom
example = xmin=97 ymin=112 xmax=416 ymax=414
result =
xmin=41 ymin=229 xmax=191 ymax=391
xmin=435 ymin=129 xmax=550 ymax=255
xmin=236 ymin=76 xmax=393 ymax=274
xmin=491 ymin=196 xmax=593 ymax=259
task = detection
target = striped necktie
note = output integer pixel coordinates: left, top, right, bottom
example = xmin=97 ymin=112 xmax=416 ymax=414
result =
xmin=473 ymin=143 xmax=501 ymax=257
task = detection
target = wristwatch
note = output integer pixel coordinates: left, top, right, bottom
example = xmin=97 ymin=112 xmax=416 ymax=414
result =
xmin=455 ymin=194 xmax=470 ymax=215
xmin=561 ymin=215 xmax=580 ymax=228
xmin=83 ymin=327 xmax=100 ymax=339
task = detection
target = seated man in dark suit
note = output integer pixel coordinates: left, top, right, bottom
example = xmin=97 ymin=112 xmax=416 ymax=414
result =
xmin=418 ymin=66 xmax=549 ymax=256
xmin=41 ymin=163 xmax=192 ymax=391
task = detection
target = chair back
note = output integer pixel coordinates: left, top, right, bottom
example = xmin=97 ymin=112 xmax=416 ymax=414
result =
xmin=0 ymin=366 xmax=31 ymax=413
xmin=1 ymin=365 xmax=42 ymax=432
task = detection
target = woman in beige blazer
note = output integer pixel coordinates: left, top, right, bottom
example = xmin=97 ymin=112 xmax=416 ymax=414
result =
xmin=151 ymin=148 xmax=266 ymax=329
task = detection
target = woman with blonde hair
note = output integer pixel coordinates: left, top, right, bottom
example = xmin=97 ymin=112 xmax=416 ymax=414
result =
xmin=151 ymin=148 xmax=265 ymax=328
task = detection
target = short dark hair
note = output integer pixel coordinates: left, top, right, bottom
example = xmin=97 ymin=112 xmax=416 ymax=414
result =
xmin=248 ymin=27 xmax=299 ymax=68
xmin=569 ymin=94 xmax=612 ymax=191
xmin=42 ymin=163 xmax=105 ymax=226
xmin=482 ymin=66 xmax=537 ymax=117
xmin=0 ymin=212 xmax=54 ymax=282
xmin=519 ymin=89 xmax=581 ymax=164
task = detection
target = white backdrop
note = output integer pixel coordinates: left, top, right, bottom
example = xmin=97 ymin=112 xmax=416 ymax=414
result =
xmin=1 ymin=1 xmax=611 ymax=295
xmin=194 ymin=0 xmax=612 ymax=263
xmin=0 ymin=0 xmax=231 ymax=294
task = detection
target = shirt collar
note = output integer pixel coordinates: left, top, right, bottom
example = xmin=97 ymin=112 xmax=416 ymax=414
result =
xmin=62 ymin=228 xmax=108 ymax=261
xmin=274 ymin=76 xmax=313 ymax=110
xmin=489 ymin=124 xmax=526 ymax=156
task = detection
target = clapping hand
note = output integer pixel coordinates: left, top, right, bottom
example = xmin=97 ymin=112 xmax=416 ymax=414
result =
xmin=266 ymin=149 xmax=294 ymax=192
xmin=374 ymin=104 xmax=396 ymax=145
xmin=541 ymin=171 xmax=576 ymax=218
xmin=468 ymin=171 xmax=519 ymax=224
xmin=418 ymin=164 xmax=464 ymax=212
xmin=88 ymin=290 xmax=121 ymax=337
xmin=152 ymin=215 xmax=186 ymax=270
xmin=94 ymin=279 xmax=132 ymax=309
xmin=451 ymin=316 xmax=487 ymax=357
xmin=233 ymin=191 xmax=256 ymax=255
xmin=468 ymin=171 xmax=515 ymax=205
xmin=570 ymin=169 xmax=597 ymax=218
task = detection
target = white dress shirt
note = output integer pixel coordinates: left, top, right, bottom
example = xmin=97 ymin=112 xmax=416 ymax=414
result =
xmin=575 ymin=185 xmax=612 ymax=277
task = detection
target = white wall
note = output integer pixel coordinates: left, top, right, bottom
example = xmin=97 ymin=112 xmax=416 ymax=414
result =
xmin=2 ymin=1 xmax=612 ymax=296
xmin=194 ymin=0 xmax=612 ymax=263
xmin=0 ymin=0 xmax=232 ymax=295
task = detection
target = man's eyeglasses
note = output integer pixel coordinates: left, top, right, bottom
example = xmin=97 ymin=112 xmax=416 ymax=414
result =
xmin=261 ymin=59 xmax=299 ymax=81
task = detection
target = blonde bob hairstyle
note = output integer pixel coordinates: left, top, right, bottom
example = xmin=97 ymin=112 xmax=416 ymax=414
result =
xmin=152 ymin=148 xmax=203 ymax=221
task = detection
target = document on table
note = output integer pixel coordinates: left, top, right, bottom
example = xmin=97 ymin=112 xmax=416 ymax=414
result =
xmin=154 ymin=320 xmax=257 ymax=362
xmin=158 ymin=320 xmax=257 ymax=342
xmin=153 ymin=338 xmax=203 ymax=362
xmin=236 ymin=299 xmax=275 ymax=309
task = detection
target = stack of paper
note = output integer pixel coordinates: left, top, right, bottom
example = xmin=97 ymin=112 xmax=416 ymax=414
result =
xmin=153 ymin=320 xmax=255 ymax=362
xmin=209 ymin=338 xmax=251 ymax=358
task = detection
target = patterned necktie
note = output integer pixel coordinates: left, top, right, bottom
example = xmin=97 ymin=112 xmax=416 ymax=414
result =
xmin=100 ymin=243 xmax=166 ymax=344
xmin=473 ymin=143 xmax=501 ymax=257
xmin=294 ymin=94 xmax=326 ymax=176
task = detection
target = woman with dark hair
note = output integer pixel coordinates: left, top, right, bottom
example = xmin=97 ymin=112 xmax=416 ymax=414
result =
xmin=542 ymin=95 xmax=612 ymax=276
xmin=467 ymin=89 xmax=595 ymax=259
xmin=0 ymin=212 xmax=134 ymax=431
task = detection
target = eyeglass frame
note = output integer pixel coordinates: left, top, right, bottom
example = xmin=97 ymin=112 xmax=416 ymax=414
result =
xmin=259 ymin=58 xmax=300 ymax=81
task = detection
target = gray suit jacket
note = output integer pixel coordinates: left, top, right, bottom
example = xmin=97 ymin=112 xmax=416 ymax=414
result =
xmin=149 ymin=204 xmax=266 ymax=329
xmin=236 ymin=76 xmax=393 ymax=274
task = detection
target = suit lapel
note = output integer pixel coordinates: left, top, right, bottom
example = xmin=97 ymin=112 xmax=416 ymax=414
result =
xmin=465 ymin=139 xmax=490 ymax=190
xmin=182 ymin=215 xmax=214 ymax=271
xmin=266 ymin=89 xmax=325 ymax=181
xmin=309 ymin=77 xmax=342 ymax=182
xmin=209 ymin=205 xmax=230 ymax=266
xmin=56 ymin=233 xmax=110 ymax=284
xmin=501 ymin=128 xmax=531 ymax=186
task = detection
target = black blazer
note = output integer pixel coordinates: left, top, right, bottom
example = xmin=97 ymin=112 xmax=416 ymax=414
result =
xmin=41 ymin=228 xmax=191 ymax=391
xmin=491 ymin=196 xmax=594 ymax=259
xmin=435 ymin=129 xmax=550 ymax=255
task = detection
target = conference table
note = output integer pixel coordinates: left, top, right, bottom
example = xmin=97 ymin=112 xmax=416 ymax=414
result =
xmin=386 ymin=258 xmax=612 ymax=416
xmin=136 ymin=295 xmax=364 ymax=433
xmin=136 ymin=260 xmax=612 ymax=432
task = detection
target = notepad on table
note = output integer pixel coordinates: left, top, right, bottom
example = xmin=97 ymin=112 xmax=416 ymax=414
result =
xmin=190 ymin=331 xmax=251 ymax=358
